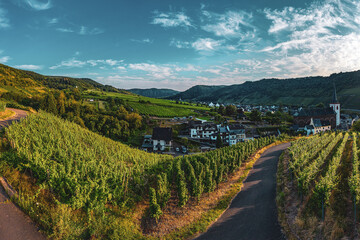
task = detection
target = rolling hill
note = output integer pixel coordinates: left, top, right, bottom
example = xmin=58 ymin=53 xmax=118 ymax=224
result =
xmin=128 ymin=88 xmax=179 ymax=98
xmin=0 ymin=63 xmax=119 ymax=93
xmin=168 ymin=70 xmax=360 ymax=109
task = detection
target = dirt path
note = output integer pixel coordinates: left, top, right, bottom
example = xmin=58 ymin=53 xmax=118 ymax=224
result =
xmin=0 ymin=185 xmax=46 ymax=240
xmin=0 ymin=108 xmax=28 ymax=129
xmin=195 ymin=143 xmax=290 ymax=240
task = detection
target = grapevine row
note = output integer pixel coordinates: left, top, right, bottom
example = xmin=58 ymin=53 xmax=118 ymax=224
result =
xmin=149 ymin=136 xmax=276 ymax=218
xmin=296 ymin=133 xmax=343 ymax=194
xmin=350 ymin=133 xmax=360 ymax=204
xmin=289 ymin=133 xmax=335 ymax=176
xmin=312 ymin=133 xmax=349 ymax=205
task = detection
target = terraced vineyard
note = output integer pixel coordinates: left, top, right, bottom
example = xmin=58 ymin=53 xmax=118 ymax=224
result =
xmin=278 ymin=132 xmax=360 ymax=239
xmin=0 ymin=112 xmax=276 ymax=239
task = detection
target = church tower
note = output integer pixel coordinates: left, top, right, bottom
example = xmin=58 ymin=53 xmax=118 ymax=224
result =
xmin=329 ymin=83 xmax=340 ymax=127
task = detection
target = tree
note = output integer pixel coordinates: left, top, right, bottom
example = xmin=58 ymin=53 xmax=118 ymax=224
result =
xmin=353 ymin=120 xmax=360 ymax=132
xmin=57 ymin=91 xmax=66 ymax=115
xmin=316 ymin=102 xmax=325 ymax=108
xmin=218 ymin=105 xmax=225 ymax=115
xmin=249 ymin=109 xmax=262 ymax=122
xmin=216 ymin=133 xmax=223 ymax=148
xmin=225 ymin=105 xmax=237 ymax=116
xmin=41 ymin=93 xmax=58 ymax=115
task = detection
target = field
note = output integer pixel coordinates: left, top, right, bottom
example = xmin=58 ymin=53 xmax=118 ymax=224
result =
xmin=277 ymin=132 xmax=360 ymax=239
xmin=0 ymin=112 xmax=275 ymax=239
xmin=83 ymin=90 xmax=211 ymax=117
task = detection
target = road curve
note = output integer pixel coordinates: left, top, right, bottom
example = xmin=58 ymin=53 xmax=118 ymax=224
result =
xmin=195 ymin=143 xmax=290 ymax=240
xmin=0 ymin=108 xmax=28 ymax=129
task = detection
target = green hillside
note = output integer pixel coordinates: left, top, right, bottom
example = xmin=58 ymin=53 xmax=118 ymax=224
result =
xmin=0 ymin=63 xmax=210 ymax=118
xmin=0 ymin=111 xmax=276 ymax=239
xmin=169 ymin=70 xmax=360 ymax=109
xmin=82 ymin=89 xmax=211 ymax=117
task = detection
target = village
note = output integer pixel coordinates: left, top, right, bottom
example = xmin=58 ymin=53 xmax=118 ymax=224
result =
xmin=141 ymin=87 xmax=359 ymax=155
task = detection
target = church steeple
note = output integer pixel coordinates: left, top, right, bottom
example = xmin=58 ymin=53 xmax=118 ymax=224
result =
xmin=332 ymin=83 xmax=339 ymax=104
xmin=329 ymin=82 xmax=340 ymax=127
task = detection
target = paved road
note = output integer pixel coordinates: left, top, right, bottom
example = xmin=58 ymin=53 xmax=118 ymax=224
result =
xmin=195 ymin=143 xmax=290 ymax=240
xmin=0 ymin=108 xmax=28 ymax=129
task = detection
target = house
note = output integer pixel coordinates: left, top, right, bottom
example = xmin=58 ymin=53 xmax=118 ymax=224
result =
xmin=311 ymin=118 xmax=331 ymax=134
xmin=141 ymin=135 xmax=153 ymax=152
xmin=228 ymin=124 xmax=246 ymax=145
xmin=293 ymin=85 xmax=340 ymax=128
xmin=153 ymin=128 xmax=173 ymax=151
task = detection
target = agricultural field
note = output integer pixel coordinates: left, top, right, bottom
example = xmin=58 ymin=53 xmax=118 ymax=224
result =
xmin=0 ymin=112 xmax=275 ymax=239
xmin=83 ymin=89 xmax=211 ymax=117
xmin=277 ymin=132 xmax=360 ymax=239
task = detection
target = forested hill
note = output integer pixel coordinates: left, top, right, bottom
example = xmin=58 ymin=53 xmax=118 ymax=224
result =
xmin=128 ymin=88 xmax=179 ymax=98
xmin=169 ymin=70 xmax=360 ymax=109
xmin=0 ymin=63 xmax=118 ymax=92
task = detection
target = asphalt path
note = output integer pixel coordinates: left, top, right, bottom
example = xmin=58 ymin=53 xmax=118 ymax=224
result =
xmin=195 ymin=143 xmax=290 ymax=240
xmin=0 ymin=108 xmax=28 ymax=129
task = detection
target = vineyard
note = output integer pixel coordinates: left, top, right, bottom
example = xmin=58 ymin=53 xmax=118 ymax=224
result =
xmin=0 ymin=112 xmax=276 ymax=239
xmin=278 ymin=131 xmax=360 ymax=239
xmin=126 ymin=102 xmax=195 ymax=117
xmin=83 ymin=89 xmax=211 ymax=117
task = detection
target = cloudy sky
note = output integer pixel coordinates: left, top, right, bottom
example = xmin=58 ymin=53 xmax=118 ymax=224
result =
xmin=0 ymin=0 xmax=359 ymax=90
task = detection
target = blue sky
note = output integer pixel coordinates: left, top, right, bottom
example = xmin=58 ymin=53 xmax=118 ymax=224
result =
xmin=0 ymin=0 xmax=359 ymax=90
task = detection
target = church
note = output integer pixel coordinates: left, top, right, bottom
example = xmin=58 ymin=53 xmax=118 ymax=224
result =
xmin=293 ymin=85 xmax=340 ymax=129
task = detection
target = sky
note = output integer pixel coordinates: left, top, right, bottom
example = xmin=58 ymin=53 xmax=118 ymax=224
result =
xmin=0 ymin=0 xmax=359 ymax=91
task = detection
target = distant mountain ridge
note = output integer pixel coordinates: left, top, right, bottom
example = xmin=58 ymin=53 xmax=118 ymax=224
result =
xmin=168 ymin=70 xmax=360 ymax=109
xmin=128 ymin=88 xmax=179 ymax=98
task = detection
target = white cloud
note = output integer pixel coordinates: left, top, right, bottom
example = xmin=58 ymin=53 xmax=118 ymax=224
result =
xmin=131 ymin=38 xmax=153 ymax=44
xmin=50 ymin=58 xmax=124 ymax=69
xmin=0 ymin=56 xmax=10 ymax=63
xmin=128 ymin=63 xmax=173 ymax=79
xmin=191 ymin=38 xmax=224 ymax=51
xmin=48 ymin=18 xmax=58 ymax=24
xmin=56 ymin=26 xmax=104 ymax=35
xmin=25 ymin=0 xmax=52 ymax=10
xmin=56 ymin=28 xmax=74 ymax=33
xmin=201 ymin=10 xmax=255 ymax=39
xmin=15 ymin=64 xmax=43 ymax=70
xmin=151 ymin=11 xmax=194 ymax=29
xmin=79 ymin=26 xmax=104 ymax=35
xmin=169 ymin=39 xmax=191 ymax=49
xmin=260 ymin=0 xmax=360 ymax=78
xmin=0 ymin=8 xmax=10 ymax=29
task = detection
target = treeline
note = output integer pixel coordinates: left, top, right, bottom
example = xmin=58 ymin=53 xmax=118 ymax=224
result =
xmin=148 ymin=136 xmax=276 ymax=219
xmin=1 ymin=88 xmax=143 ymax=142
